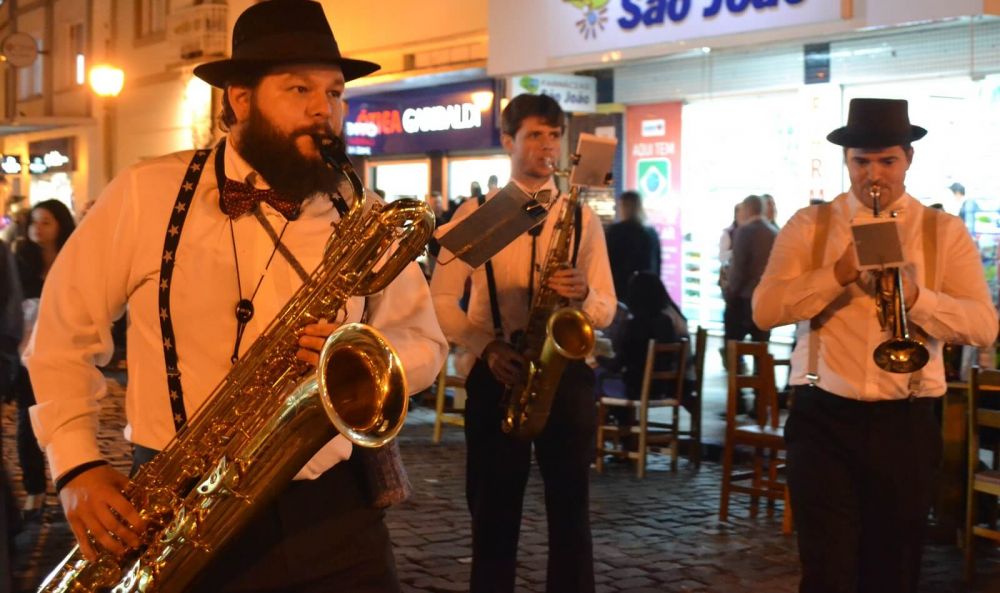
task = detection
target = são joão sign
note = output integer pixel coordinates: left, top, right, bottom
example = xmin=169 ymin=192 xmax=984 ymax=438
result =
xmin=344 ymin=80 xmax=500 ymax=156
xmin=538 ymin=0 xmax=843 ymax=59
xmin=619 ymin=0 xmax=805 ymax=28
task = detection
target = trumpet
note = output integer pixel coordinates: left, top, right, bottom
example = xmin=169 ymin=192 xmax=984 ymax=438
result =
xmin=869 ymin=183 xmax=929 ymax=373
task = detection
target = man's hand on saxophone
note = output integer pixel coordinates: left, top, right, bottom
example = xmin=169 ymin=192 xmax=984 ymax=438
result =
xmin=59 ymin=464 xmax=145 ymax=561
xmin=296 ymin=320 xmax=343 ymax=366
xmin=482 ymin=340 xmax=528 ymax=386
xmin=546 ymin=267 xmax=589 ymax=300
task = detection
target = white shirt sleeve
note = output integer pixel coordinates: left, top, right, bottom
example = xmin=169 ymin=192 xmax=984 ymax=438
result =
xmin=25 ymin=171 xmax=137 ymax=481
xmin=367 ymin=261 xmax=449 ymax=395
xmin=907 ymin=216 xmax=998 ymax=347
xmin=752 ymin=206 xmax=847 ymax=331
xmin=578 ymin=205 xmax=616 ymax=329
xmin=429 ymin=199 xmax=495 ymax=357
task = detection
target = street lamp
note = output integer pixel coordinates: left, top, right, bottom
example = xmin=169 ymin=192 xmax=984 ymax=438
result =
xmin=88 ymin=64 xmax=124 ymax=183
xmin=88 ymin=64 xmax=124 ymax=98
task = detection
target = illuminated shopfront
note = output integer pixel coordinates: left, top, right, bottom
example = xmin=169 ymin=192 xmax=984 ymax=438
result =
xmin=490 ymin=0 xmax=1000 ymax=330
xmin=343 ymin=79 xmax=505 ymax=206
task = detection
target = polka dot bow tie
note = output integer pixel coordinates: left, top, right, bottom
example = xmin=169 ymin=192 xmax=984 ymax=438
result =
xmin=220 ymin=179 xmax=301 ymax=220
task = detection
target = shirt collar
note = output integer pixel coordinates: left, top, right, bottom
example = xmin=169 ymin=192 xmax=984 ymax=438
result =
xmin=509 ymin=176 xmax=559 ymax=205
xmin=224 ymin=136 xmax=269 ymax=189
xmin=847 ymin=190 xmax=917 ymax=219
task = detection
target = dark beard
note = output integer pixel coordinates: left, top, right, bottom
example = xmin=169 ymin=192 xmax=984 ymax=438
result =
xmin=234 ymin=100 xmax=342 ymax=203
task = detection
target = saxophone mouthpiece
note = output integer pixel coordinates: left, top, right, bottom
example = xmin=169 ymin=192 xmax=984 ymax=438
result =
xmin=313 ymin=134 xmax=346 ymax=169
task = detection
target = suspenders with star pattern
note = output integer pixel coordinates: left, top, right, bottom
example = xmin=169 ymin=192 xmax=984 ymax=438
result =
xmin=159 ymin=148 xmax=212 ymax=433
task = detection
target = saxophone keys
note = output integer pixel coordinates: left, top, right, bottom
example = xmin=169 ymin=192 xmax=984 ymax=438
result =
xmin=110 ymin=560 xmax=142 ymax=593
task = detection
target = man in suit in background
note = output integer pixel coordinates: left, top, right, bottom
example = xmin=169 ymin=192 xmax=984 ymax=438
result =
xmin=724 ymin=194 xmax=777 ymax=344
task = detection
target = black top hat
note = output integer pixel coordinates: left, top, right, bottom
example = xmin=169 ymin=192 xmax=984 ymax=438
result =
xmin=826 ymin=98 xmax=927 ymax=148
xmin=193 ymin=0 xmax=380 ymax=88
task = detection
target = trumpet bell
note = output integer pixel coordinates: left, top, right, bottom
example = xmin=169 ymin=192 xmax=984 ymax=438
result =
xmin=873 ymin=338 xmax=930 ymax=374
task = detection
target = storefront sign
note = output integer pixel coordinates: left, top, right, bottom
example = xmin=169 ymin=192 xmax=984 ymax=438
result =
xmin=27 ymin=156 xmax=47 ymax=175
xmin=0 ymin=155 xmax=21 ymax=175
xmin=509 ymin=73 xmax=597 ymax=113
xmin=1 ymin=32 xmax=38 ymax=68
xmin=626 ymin=102 xmax=683 ymax=305
xmin=345 ymin=80 xmax=500 ymax=156
xmin=489 ymin=0 xmax=850 ymax=74
xmin=27 ymin=137 xmax=75 ymax=172
xmin=557 ymin=0 xmax=843 ymax=57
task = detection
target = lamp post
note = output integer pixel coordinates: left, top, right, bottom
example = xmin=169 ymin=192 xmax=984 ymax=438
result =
xmin=88 ymin=64 xmax=124 ymax=184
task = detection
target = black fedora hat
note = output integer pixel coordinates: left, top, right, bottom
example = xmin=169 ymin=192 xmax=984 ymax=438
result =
xmin=826 ymin=98 xmax=927 ymax=148
xmin=193 ymin=0 xmax=380 ymax=88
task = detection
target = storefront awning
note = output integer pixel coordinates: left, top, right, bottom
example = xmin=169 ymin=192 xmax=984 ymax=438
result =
xmin=0 ymin=116 xmax=93 ymax=137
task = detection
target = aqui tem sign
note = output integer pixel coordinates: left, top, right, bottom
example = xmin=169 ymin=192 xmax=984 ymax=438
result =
xmin=1 ymin=32 xmax=38 ymax=68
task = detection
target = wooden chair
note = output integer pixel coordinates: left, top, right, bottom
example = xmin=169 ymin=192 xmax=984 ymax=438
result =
xmin=432 ymin=347 xmax=466 ymax=444
xmin=963 ymin=366 xmax=1000 ymax=582
xmin=596 ymin=339 xmax=689 ymax=478
xmin=678 ymin=326 xmax=707 ymax=468
xmin=719 ymin=340 xmax=792 ymax=534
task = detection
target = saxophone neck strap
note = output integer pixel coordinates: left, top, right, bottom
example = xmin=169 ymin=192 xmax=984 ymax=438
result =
xmin=572 ymin=203 xmax=582 ymax=267
xmin=160 ymin=147 xmax=214 ymax=433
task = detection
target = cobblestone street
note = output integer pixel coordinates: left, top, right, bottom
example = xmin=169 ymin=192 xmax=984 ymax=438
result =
xmin=4 ymin=372 xmax=1000 ymax=592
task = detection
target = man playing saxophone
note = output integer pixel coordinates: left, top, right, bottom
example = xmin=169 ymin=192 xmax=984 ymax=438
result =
xmin=24 ymin=1 xmax=447 ymax=591
xmin=430 ymin=94 xmax=616 ymax=593
xmin=753 ymin=98 xmax=997 ymax=593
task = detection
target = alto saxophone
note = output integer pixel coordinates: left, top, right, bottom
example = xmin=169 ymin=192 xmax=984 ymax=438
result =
xmin=501 ymin=167 xmax=596 ymax=441
xmin=37 ymin=136 xmax=434 ymax=593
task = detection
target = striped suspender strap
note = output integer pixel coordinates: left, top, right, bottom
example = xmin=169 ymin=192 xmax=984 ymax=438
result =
xmin=806 ymin=202 xmax=834 ymax=383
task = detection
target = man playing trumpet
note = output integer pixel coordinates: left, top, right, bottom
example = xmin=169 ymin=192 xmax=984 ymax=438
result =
xmin=754 ymin=98 xmax=996 ymax=593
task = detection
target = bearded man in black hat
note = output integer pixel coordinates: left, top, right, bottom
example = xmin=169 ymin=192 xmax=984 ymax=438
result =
xmin=23 ymin=1 xmax=447 ymax=591
xmin=754 ymin=98 xmax=996 ymax=593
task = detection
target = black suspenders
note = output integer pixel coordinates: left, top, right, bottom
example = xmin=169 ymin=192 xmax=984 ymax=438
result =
xmin=479 ymin=195 xmax=505 ymax=339
xmin=159 ymin=148 xmax=213 ymax=433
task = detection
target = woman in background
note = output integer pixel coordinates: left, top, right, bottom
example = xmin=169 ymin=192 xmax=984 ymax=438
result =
xmin=12 ymin=199 xmax=76 ymax=520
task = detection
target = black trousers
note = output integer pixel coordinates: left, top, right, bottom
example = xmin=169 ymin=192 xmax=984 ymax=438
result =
xmin=785 ymin=386 xmax=942 ymax=593
xmin=723 ymin=296 xmax=770 ymax=343
xmin=132 ymin=445 xmax=399 ymax=593
xmin=14 ymin=365 xmax=46 ymax=495
xmin=464 ymin=358 xmax=596 ymax=593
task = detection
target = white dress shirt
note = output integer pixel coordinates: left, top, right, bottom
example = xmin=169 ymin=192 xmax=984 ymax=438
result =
xmin=25 ymin=138 xmax=448 ymax=482
xmin=430 ymin=178 xmax=616 ymax=370
xmin=753 ymin=191 xmax=997 ymax=400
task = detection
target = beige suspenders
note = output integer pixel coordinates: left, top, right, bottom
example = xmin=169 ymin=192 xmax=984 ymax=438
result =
xmin=806 ymin=201 xmax=834 ymax=384
xmin=805 ymin=197 xmax=938 ymax=392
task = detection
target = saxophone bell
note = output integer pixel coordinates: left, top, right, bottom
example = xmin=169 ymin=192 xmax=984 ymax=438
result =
xmin=317 ymin=323 xmax=408 ymax=448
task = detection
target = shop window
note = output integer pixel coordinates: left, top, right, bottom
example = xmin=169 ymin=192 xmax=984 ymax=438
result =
xmin=137 ymin=0 xmax=169 ymax=41
xmin=69 ymin=23 xmax=85 ymax=87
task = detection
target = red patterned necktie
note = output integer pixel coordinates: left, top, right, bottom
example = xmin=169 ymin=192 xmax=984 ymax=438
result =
xmin=220 ymin=178 xmax=301 ymax=220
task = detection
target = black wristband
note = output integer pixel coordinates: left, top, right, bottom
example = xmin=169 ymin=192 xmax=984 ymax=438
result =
xmin=55 ymin=460 xmax=109 ymax=493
